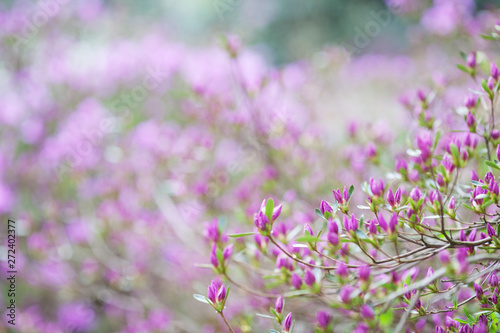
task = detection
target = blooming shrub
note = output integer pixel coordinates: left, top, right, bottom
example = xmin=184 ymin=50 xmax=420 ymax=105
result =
xmin=196 ymin=23 xmax=500 ymax=333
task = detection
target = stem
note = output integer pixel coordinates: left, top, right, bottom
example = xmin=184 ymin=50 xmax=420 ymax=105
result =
xmin=219 ymin=311 xmax=236 ymax=333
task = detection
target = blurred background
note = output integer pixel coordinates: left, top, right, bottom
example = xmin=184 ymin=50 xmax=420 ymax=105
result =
xmin=1 ymin=0 xmax=500 ymax=332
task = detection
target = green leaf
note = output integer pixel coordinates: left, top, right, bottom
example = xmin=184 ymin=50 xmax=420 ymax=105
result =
xmin=315 ymin=208 xmax=324 ymax=219
xmin=481 ymin=199 xmax=493 ymax=209
xmin=355 ymin=229 xmax=368 ymax=240
xmin=486 ymin=160 xmax=500 ymax=170
xmin=463 ymin=307 xmax=474 ymax=322
xmin=348 ymin=185 xmax=355 ymax=201
xmin=270 ymin=307 xmax=279 ymax=318
xmin=482 ymin=79 xmax=491 ymax=95
xmin=324 ymin=273 xmax=338 ymax=283
xmin=481 ymin=34 xmax=499 ymax=41
xmin=433 ymin=129 xmax=442 ymax=150
xmin=256 ymin=313 xmax=275 ymax=319
xmin=270 ymin=330 xmax=280 ymax=333
xmin=295 ymin=235 xmax=318 ymax=243
xmin=457 ymin=64 xmax=471 ymax=74
xmin=216 ymin=248 xmax=224 ymax=264
xmin=462 ymin=204 xmax=475 ymax=211
xmin=228 ymin=232 xmax=258 ymax=238
xmin=470 ymin=180 xmax=485 ymax=187
xmin=449 ymin=143 xmax=460 ymax=162
xmin=454 ymin=319 xmax=469 ymax=324
xmin=193 ymin=294 xmax=210 ymax=304
xmin=265 ymin=198 xmax=275 ymax=222
xmin=379 ymin=307 xmax=393 ymax=327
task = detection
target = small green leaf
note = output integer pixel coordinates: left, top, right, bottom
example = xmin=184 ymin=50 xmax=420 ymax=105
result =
xmin=193 ymin=294 xmax=210 ymax=304
xmin=433 ymin=129 xmax=442 ymax=150
xmin=228 ymin=232 xmax=258 ymax=238
xmin=256 ymin=313 xmax=275 ymax=319
xmin=462 ymin=204 xmax=474 ymax=211
xmin=265 ymin=198 xmax=275 ymax=222
xmin=216 ymin=248 xmax=224 ymax=264
xmin=449 ymin=143 xmax=460 ymax=162
xmin=463 ymin=307 xmax=474 ymax=322
xmin=470 ymin=180 xmax=487 ymax=188
xmin=295 ymin=235 xmax=318 ymax=243
xmin=486 ymin=160 xmax=500 ymax=170
xmin=482 ymin=79 xmax=491 ymax=95
xmin=379 ymin=308 xmax=393 ymax=327
xmin=348 ymin=185 xmax=355 ymax=200
xmin=457 ymin=64 xmax=471 ymax=74
xmin=355 ymin=229 xmax=368 ymax=240
xmin=315 ymin=208 xmax=324 ymax=219
xmin=481 ymin=199 xmax=493 ymax=209
xmin=481 ymin=34 xmax=499 ymax=41
xmin=270 ymin=330 xmax=280 ymax=333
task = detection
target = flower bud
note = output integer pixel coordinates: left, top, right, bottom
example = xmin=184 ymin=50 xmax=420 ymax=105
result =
xmin=387 ymin=189 xmax=395 ymax=206
xmin=492 ymin=62 xmax=500 ymax=80
xmin=328 ymin=221 xmax=339 ymax=233
xmin=497 ymin=144 xmax=500 ymax=161
xmin=389 ymin=213 xmax=398 ymax=233
xmin=216 ymin=285 xmax=226 ymax=303
xmin=488 ymin=77 xmax=495 ymax=91
xmin=275 ymin=295 xmax=283 ymax=314
xmin=339 ymin=285 xmax=354 ymax=303
xmin=254 ymin=211 xmax=269 ymax=231
xmin=474 ymin=283 xmax=484 ymax=300
xmin=489 ymin=273 xmax=498 ymax=287
xmin=359 ymin=265 xmax=370 ymax=282
xmin=492 ymin=129 xmax=500 ymax=141
xmin=360 ymin=304 xmax=374 ymax=320
xmin=448 ymin=196 xmax=456 ymax=210
xmin=365 ymin=142 xmax=377 ymax=159
xmin=336 ymin=262 xmax=348 ymax=278
xmin=343 ymin=186 xmax=350 ymax=202
xmin=466 ymin=112 xmax=476 ymax=128
xmin=487 ymin=223 xmax=497 ymax=238
xmin=283 ymin=312 xmax=293 ymax=332
xmin=464 ymin=95 xmax=477 ymax=109
xmin=333 ymin=189 xmax=343 ymax=203
xmin=292 ymin=273 xmax=302 ymax=289
xmin=222 ymin=244 xmax=233 ymax=261
xmin=439 ymin=250 xmax=450 ymax=264
xmin=304 ymin=270 xmax=316 ymax=286
xmin=471 ymin=170 xmax=479 ymax=181
xmin=317 ymin=310 xmax=331 ymax=328
xmin=210 ymin=244 xmax=219 ymax=267
xmin=343 ymin=215 xmax=351 ymax=233
xmin=328 ymin=232 xmax=339 ymax=246
xmin=468 ymin=229 xmax=477 ymax=242
xmin=304 ymin=223 xmax=314 ymax=236
xmin=394 ymin=188 xmax=402 ymax=204
xmin=396 ymin=158 xmax=408 ymax=173
xmin=320 ymin=200 xmax=333 ymax=215
xmin=368 ymin=219 xmax=377 ymax=234
xmin=436 ymin=174 xmax=445 ymax=187
xmin=467 ymin=52 xmax=476 ymax=68
xmin=350 ymin=214 xmax=358 ymax=231
xmin=426 ymin=267 xmax=434 ymax=278
xmin=414 ymin=298 xmax=422 ymax=310
xmin=409 ymin=187 xmax=422 ymax=201
xmin=272 ymin=204 xmax=283 ymax=221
